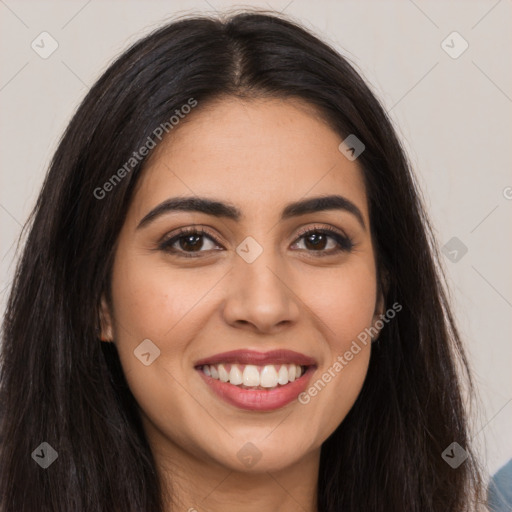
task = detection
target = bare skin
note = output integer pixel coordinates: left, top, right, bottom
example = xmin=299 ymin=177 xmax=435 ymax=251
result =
xmin=100 ymin=96 xmax=385 ymax=512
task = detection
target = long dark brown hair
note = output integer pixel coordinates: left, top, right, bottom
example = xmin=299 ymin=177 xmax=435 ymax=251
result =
xmin=0 ymin=9 xmax=484 ymax=511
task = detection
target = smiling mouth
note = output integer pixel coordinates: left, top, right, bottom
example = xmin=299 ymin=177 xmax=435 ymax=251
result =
xmin=197 ymin=363 xmax=309 ymax=390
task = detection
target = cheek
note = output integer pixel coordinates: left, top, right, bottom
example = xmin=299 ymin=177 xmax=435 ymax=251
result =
xmin=306 ymin=260 xmax=378 ymax=349
xmin=292 ymin=262 xmax=376 ymax=439
xmin=107 ymin=252 xmax=227 ymax=405
xmin=107 ymin=256 xmax=202 ymax=426
xmin=106 ymin=256 xmax=179 ymax=381
xmin=109 ymin=254 xmax=216 ymax=341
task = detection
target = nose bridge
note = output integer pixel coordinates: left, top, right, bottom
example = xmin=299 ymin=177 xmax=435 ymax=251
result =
xmin=222 ymin=235 xmax=300 ymax=331
xmin=236 ymin=236 xmax=287 ymax=301
xmin=240 ymin=249 xmax=280 ymax=292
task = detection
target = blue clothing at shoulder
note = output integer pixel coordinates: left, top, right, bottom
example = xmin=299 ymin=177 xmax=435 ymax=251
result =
xmin=488 ymin=459 xmax=512 ymax=512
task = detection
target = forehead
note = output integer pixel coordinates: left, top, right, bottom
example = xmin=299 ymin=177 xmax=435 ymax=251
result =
xmin=131 ymin=97 xmax=368 ymax=222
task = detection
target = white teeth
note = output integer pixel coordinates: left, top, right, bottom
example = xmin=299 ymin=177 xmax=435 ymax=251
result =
xmin=229 ymin=365 xmax=243 ymax=385
xmin=260 ymin=365 xmax=279 ymax=387
xmin=202 ymin=363 xmax=306 ymax=388
xmin=243 ymin=365 xmax=260 ymax=387
xmin=288 ymin=364 xmax=296 ymax=382
xmin=277 ymin=365 xmax=289 ymax=385
xmin=218 ymin=363 xmax=229 ymax=382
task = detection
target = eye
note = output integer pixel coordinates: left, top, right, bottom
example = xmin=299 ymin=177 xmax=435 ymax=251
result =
xmin=158 ymin=227 xmax=222 ymax=258
xmin=158 ymin=224 xmax=354 ymax=259
xmin=291 ymin=225 xmax=354 ymax=256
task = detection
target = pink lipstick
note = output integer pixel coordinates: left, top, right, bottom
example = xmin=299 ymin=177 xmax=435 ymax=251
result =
xmin=195 ymin=349 xmax=317 ymax=411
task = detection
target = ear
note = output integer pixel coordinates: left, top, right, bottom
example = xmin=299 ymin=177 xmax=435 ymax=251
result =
xmin=371 ymin=269 xmax=389 ymax=341
xmin=374 ymin=288 xmax=386 ymax=318
xmin=98 ymin=293 xmax=114 ymax=343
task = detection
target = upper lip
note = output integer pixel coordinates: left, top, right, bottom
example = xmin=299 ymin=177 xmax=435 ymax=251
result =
xmin=194 ymin=349 xmax=317 ymax=367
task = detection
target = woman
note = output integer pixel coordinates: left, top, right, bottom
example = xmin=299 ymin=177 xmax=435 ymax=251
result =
xmin=0 ymin=9 xmax=485 ymax=512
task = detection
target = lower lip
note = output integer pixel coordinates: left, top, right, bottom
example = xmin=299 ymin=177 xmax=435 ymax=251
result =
xmin=196 ymin=366 xmax=316 ymax=411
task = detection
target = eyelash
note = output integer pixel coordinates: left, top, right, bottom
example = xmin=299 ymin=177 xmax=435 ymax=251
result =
xmin=158 ymin=225 xmax=354 ymax=259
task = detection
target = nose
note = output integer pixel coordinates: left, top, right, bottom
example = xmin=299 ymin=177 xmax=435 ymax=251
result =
xmin=221 ymin=245 xmax=301 ymax=334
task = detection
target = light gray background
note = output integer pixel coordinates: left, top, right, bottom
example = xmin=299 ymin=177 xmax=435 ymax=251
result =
xmin=1 ymin=0 xmax=511 ymax=480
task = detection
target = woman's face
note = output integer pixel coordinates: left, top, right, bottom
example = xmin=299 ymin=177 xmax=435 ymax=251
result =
xmin=101 ymin=97 xmax=384 ymax=474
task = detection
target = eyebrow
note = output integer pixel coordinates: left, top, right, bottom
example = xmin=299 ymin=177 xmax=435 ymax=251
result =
xmin=136 ymin=194 xmax=366 ymax=230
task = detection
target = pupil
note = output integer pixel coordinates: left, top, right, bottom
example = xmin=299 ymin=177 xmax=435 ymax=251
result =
xmin=305 ymin=233 xmax=326 ymax=250
xmin=181 ymin=234 xmax=202 ymax=251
